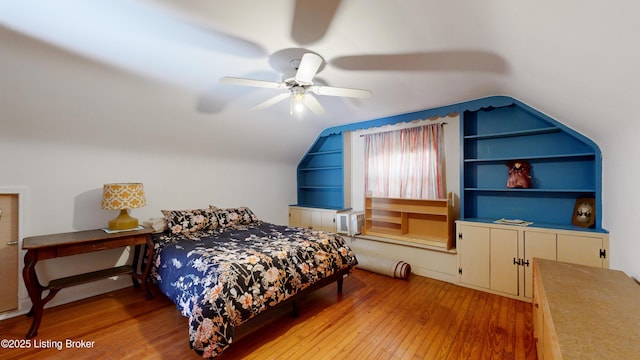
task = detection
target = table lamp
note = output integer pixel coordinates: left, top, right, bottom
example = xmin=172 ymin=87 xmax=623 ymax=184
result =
xmin=101 ymin=183 xmax=146 ymax=230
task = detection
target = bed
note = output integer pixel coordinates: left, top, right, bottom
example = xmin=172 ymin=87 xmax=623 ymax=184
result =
xmin=149 ymin=207 xmax=358 ymax=358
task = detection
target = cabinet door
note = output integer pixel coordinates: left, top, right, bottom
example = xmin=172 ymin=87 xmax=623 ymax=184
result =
xmin=523 ymin=231 xmax=557 ymax=298
xmin=311 ymin=210 xmax=322 ymax=230
xmin=490 ymin=228 xmax=518 ymax=295
xmin=299 ymin=209 xmax=312 ymax=229
xmin=557 ymin=234 xmax=604 ymax=268
xmin=289 ymin=207 xmax=301 ymax=227
xmin=0 ymin=194 xmax=19 ymax=313
xmin=459 ymin=224 xmax=490 ymax=289
xmin=320 ymin=211 xmax=336 ymax=233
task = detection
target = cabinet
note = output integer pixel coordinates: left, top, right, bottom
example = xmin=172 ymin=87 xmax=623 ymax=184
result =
xmin=0 ymin=194 xmax=19 ymax=313
xmin=458 ymin=224 xmax=490 ymax=288
xmin=456 ymin=220 xmax=609 ymax=301
xmin=288 ymin=206 xmax=339 ymax=233
xmin=490 ymin=228 xmax=518 ymax=295
xmin=363 ymin=196 xmax=454 ymax=249
xmin=461 ymin=99 xmax=603 ymax=229
xmin=556 ymin=234 xmax=607 ymax=267
xmin=522 ymin=231 xmax=557 ymax=298
xmin=533 ymin=258 xmax=640 ymax=360
xmin=457 ymin=223 xmax=519 ymax=296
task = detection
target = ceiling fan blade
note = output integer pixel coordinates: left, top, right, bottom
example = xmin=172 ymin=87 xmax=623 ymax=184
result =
xmin=330 ymin=51 xmax=507 ymax=73
xmin=294 ymin=53 xmax=323 ymax=85
xmin=303 ymin=93 xmax=326 ymax=115
xmin=0 ymin=1 xmax=268 ymax=91
xmin=134 ymin=2 xmax=267 ymax=58
xmin=251 ymin=93 xmax=290 ymax=111
xmin=291 ymin=0 xmax=341 ymax=45
xmin=220 ymin=77 xmax=286 ymax=89
xmin=310 ymin=85 xmax=372 ymax=98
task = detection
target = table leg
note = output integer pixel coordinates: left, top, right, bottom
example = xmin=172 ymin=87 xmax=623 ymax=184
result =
xmin=131 ymin=244 xmax=141 ymax=288
xmin=141 ymin=235 xmax=154 ymax=300
xmin=23 ymin=250 xmax=42 ymax=338
xmin=23 ymin=251 xmax=60 ymax=338
xmin=23 ymin=250 xmax=49 ymax=338
xmin=127 ymin=238 xmax=154 ymax=299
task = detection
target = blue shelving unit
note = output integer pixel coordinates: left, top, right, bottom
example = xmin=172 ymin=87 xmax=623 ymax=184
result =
xmin=295 ymin=133 xmax=345 ymax=209
xmin=297 ymin=96 xmax=604 ymax=231
xmin=461 ymin=98 xmax=604 ymax=231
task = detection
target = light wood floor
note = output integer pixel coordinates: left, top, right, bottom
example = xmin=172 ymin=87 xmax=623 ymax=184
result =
xmin=0 ymin=269 xmax=536 ymax=359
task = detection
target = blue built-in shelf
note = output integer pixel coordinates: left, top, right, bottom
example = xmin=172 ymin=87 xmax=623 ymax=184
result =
xmin=461 ymin=97 xmax=603 ymax=230
xmin=296 ymin=133 xmax=345 ymax=209
xmin=297 ymin=96 xmax=604 ymax=231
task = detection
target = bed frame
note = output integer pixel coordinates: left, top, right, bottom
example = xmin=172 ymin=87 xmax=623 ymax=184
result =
xmin=150 ymin=265 xmax=352 ymax=324
xmin=282 ymin=266 xmax=351 ymax=318
xmin=203 ymin=265 xmax=352 ymax=356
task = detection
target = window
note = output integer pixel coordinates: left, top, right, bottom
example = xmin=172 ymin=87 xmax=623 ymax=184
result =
xmin=364 ymin=124 xmax=445 ymax=199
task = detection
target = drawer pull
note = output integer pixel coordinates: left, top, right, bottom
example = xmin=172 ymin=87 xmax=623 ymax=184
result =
xmin=7 ymin=240 xmax=18 ymax=245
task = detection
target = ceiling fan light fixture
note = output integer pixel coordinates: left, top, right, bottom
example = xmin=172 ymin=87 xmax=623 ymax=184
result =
xmin=290 ymin=87 xmax=306 ymax=114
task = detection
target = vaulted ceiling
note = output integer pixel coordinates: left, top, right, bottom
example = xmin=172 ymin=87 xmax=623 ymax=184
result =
xmin=1 ymin=0 xmax=638 ymax=163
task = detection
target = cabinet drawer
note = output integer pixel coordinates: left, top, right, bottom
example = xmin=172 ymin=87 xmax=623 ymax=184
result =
xmin=57 ymin=236 xmax=145 ymax=257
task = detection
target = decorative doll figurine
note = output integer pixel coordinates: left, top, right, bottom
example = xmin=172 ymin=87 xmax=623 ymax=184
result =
xmin=506 ymin=160 xmax=532 ymax=188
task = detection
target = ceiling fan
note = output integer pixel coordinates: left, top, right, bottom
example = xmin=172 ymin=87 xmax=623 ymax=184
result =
xmin=220 ymin=52 xmax=372 ymax=116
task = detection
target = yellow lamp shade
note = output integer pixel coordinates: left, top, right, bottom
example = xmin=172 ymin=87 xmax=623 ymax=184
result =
xmin=101 ymin=183 xmax=146 ymax=230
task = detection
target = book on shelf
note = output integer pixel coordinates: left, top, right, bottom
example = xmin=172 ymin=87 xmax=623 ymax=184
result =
xmin=494 ymin=218 xmax=533 ymax=226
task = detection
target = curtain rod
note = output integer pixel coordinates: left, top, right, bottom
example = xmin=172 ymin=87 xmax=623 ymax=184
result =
xmin=359 ymin=122 xmax=447 ymax=137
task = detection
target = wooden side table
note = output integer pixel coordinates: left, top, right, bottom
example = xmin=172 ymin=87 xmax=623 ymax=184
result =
xmin=21 ymin=227 xmax=154 ymax=339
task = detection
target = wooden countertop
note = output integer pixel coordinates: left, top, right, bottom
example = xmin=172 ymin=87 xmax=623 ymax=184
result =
xmin=535 ymin=258 xmax=640 ymax=359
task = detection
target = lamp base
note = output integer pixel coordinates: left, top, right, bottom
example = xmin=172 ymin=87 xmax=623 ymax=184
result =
xmin=108 ymin=209 xmax=139 ymax=230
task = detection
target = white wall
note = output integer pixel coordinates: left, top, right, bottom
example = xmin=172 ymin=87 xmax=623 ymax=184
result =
xmin=0 ymin=138 xmax=296 ymax=316
xmin=590 ymin=121 xmax=640 ymax=280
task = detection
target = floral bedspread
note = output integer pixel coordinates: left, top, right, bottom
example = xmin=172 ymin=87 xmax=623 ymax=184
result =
xmin=151 ymin=221 xmax=358 ymax=358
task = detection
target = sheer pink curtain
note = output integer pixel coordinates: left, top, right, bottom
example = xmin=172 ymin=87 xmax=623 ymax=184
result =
xmin=364 ymin=124 xmax=444 ymax=199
